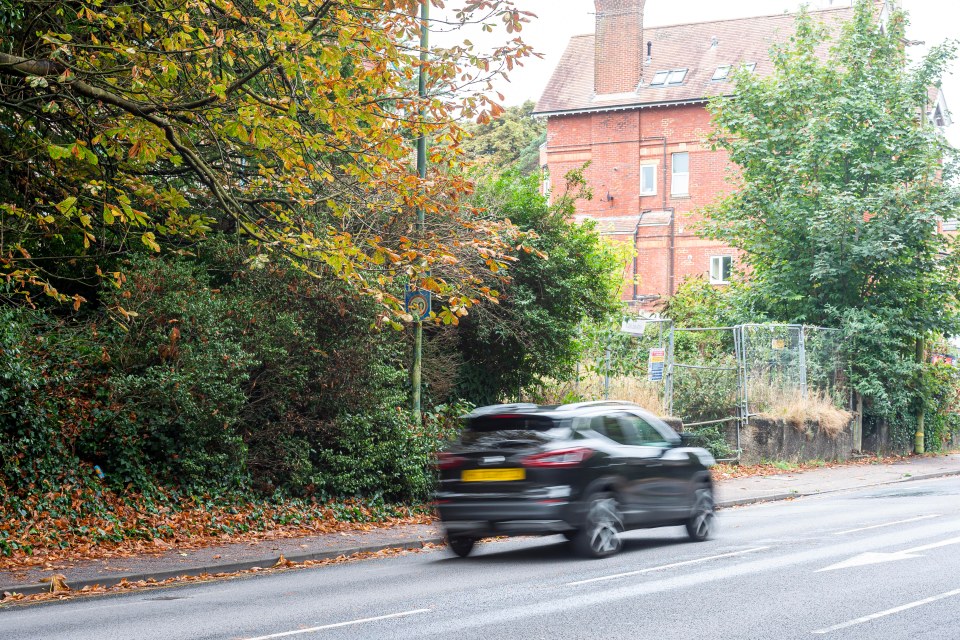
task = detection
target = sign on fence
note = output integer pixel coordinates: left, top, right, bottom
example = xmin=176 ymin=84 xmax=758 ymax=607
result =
xmin=648 ymin=347 xmax=666 ymax=382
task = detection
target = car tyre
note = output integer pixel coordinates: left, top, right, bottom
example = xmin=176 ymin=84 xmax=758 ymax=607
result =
xmin=685 ymin=487 xmax=715 ymax=542
xmin=572 ymin=493 xmax=623 ymax=559
xmin=447 ymin=534 xmax=476 ymax=558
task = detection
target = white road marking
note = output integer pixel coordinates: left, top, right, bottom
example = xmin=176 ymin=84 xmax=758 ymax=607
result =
xmin=818 ymin=535 xmax=960 ymax=572
xmin=833 ymin=514 xmax=941 ymax=535
xmin=564 ymin=547 xmax=770 ymax=586
xmin=811 ymin=588 xmax=960 ymax=634
xmin=240 ymin=609 xmax=431 ymax=640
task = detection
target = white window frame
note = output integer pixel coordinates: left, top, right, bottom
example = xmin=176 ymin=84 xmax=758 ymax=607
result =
xmin=710 ymin=255 xmax=733 ymax=284
xmin=666 ymin=69 xmax=688 ymax=85
xmin=541 ymin=165 xmax=551 ymax=196
xmin=671 ymin=152 xmax=689 ymax=196
xmin=649 ymin=70 xmax=669 ymax=86
xmin=712 ymin=65 xmax=731 ymax=81
xmin=640 ymin=164 xmax=657 ymax=196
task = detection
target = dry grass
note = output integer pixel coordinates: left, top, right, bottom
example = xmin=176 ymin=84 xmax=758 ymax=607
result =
xmin=528 ymin=374 xmax=665 ymax=414
xmin=755 ymin=389 xmax=852 ymax=439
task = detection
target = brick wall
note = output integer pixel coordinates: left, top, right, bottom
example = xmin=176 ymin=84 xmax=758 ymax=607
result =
xmin=594 ymin=0 xmax=645 ymax=95
xmin=544 ymin=103 xmax=741 ymax=306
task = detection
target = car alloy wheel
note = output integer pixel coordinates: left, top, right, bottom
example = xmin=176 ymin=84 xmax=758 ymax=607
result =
xmin=573 ymin=493 xmax=623 ymax=558
xmin=447 ymin=534 xmax=476 ymax=558
xmin=686 ymin=487 xmax=715 ymax=542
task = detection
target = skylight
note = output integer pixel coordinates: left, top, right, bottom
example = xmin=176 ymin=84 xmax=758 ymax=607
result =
xmin=712 ymin=65 xmax=731 ymax=81
xmin=742 ymin=62 xmax=757 ymax=74
xmin=649 ymin=68 xmax=688 ymax=87
xmin=650 ymin=71 xmax=669 ymax=86
xmin=666 ymin=69 xmax=687 ymax=84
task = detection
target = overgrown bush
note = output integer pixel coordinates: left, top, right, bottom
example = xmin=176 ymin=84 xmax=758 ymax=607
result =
xmin=312 ymin=402 xmax=467 ymax=502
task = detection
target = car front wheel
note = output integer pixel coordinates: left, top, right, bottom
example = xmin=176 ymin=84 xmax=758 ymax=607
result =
xmin=686 ymin=487 xmax=715 ymax=542
xmin=572 ymin=493 xmax=623 ymax=559
xmin=447 ymin=534 xmax=476 ymax=558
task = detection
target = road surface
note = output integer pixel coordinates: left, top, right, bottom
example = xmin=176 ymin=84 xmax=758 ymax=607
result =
xmin=3 ymin=476 xmax=960 ymax=639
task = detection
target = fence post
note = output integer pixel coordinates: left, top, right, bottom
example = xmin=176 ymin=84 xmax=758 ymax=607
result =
xmin=853 ymin=392 xmax=863 ymax=453
xmin=665 ymin=323 xmax=674 ymax=416
xmin=603 ymin=344 xmax=611 ymax=400
xmin=798 ymin=325 xmax=808 ymax=399
xmin=736 ymin=324 xmax=750 ymax=430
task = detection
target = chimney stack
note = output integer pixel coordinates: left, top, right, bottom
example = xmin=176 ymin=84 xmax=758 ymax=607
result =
xmin=594 ymin=0 xmax=645 ymax=95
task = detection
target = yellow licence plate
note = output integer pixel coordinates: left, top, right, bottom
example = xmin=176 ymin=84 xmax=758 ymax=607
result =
xmin=461 ymin=468 xmax=525 ymax=482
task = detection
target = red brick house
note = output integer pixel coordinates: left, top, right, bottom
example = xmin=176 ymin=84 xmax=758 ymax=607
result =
xmin=533 ymin=0 xmax=950 ymax=307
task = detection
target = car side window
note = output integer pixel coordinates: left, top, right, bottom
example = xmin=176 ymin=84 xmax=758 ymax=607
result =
xmin=621 ymin=414 xmax=670 ymax=446
xmin=591 ymin=415 xmax=631 ymax=445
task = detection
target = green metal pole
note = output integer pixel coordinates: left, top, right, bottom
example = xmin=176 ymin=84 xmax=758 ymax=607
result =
xmin=412 ymin=0 xmax=429 ymax=418
xmin=914 ymin=336 xmax=925 ymax=454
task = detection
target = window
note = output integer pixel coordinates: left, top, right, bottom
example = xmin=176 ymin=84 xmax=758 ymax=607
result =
xmin=649 ymin=70 xmax=669 ymax=86
xmin=640 ymin=164 xmax=656 ymax=196
xmin=710 ymin=255 xmax=733 ymax=284
xmin=541 ymin=165 xmax=551 ymax=195
xmin=671 ymin=152 xmax=689 ymax=196
xmin=712 ymin=65 xmax=731 ymax=81
xmin=649 ymin=69 xmax=687 ymax=87
xmin=621 ymin=415 xmax=670 ymax=446
xmin=943 ymin=219 xmax=959 ymax=232
xmin=742 ymin=62 xmax=757 ymax=74
xmin=666 ymin=69 xmax=687 ymax=85
xmin=593 ymin=415 xmax=630 ymax=445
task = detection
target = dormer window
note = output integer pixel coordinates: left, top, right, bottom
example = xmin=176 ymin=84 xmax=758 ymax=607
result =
xmin=712 ymin=65 xmax=731 ymax=81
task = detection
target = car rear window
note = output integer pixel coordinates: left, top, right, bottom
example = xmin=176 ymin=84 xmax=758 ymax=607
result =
xmin=467 ymin=414 xmax=558 ymax=432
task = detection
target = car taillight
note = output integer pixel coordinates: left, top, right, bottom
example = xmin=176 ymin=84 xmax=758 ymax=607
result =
xmin=435 ymin=452 xmax=467 ymax=470
xmin=521 ymin=448 xmax=594 ymax=468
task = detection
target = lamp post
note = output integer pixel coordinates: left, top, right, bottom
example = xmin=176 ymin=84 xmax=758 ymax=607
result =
xmin=411 ymin=0 xmax=429 ymax=418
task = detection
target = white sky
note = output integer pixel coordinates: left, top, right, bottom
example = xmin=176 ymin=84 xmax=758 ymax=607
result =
xmin=438 ymin=0 xmax=959 ymax=144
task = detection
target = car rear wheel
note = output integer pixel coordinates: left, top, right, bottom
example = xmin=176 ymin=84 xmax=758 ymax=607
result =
xmin=686 ymin=487 xmax=715 ymax=542
xmin=446 ymin=534 xmax=476 ymax=558
xmin=572 ymin=493 xmax=623 ymax=559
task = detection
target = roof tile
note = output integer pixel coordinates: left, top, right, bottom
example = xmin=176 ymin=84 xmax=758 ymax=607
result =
xmin=534 ymin=7 xmax=854 ymax=116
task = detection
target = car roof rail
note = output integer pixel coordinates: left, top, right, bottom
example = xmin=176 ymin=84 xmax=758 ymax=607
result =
xmin=466 ymin=402 xmax=541 ymax=417
xmin=556 ymin=400 xmax=641 ymax=411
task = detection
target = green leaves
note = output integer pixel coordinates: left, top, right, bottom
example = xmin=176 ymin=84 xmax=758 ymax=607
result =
xmin=1 ymin=0 xmax=537 ymax=318
xmin=704 ymin=0 xmax=960 ymax=436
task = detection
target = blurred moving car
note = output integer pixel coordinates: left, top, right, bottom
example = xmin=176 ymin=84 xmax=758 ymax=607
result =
xmin=434 ymin=401 xmax=716 ymax=559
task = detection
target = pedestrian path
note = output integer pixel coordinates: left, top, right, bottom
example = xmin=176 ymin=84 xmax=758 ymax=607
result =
xmin=3 ymin=454 xmax=958 ymax=596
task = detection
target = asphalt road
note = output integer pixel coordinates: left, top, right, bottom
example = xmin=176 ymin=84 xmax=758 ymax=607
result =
xmin=4 ymin=476 xmax=960 ymax=640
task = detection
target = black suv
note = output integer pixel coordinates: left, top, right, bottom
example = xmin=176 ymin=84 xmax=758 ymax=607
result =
xmin=435 ymin=401 xmax=716 ymax=559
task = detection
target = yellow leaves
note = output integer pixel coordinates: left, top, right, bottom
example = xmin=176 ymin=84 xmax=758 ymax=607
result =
xmin=141 ymin=232 xmax=161 ymax=252
xmin=41 ymin=575 xmax=70 ymax=594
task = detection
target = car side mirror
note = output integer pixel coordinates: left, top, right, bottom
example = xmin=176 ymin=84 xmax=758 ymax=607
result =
xmin=679 ymin=433 xmax=697 ymax=447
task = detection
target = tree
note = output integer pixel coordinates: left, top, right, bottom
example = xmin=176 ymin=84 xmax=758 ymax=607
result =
xmin=702 ymin=1 xmax=960 ymax=446
xmin=462 ymin=100 xmax=545 ymax=175
xmin=0 ymin=0 xmax=536 ymax=317
xmin=452 ymin=168 xmax=623 ymax=404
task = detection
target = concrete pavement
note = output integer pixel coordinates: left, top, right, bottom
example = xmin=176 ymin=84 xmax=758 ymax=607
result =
xmin=2 ymin=453 xmax=957 ymax=597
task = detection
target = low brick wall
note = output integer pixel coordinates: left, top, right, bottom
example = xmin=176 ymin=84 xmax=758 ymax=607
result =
xmin=739 ymin=416 xmax=853 ymax=466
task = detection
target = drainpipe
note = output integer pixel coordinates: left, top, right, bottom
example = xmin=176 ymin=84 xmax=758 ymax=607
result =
xmin=632 ymin=211 xmax=648 ymax=301
xmin=638 ymin=111 xmax=670 ymax=298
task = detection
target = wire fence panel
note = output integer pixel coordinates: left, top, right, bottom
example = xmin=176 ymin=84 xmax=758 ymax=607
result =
xmin=538 ymin=319 xmax=849 ymax=463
